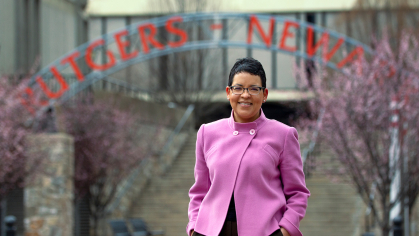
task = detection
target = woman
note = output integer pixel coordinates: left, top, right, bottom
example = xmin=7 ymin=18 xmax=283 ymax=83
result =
xmin=187 ymin=58 xmax=310 ymax=236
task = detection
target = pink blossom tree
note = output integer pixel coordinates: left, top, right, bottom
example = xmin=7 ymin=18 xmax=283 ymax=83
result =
xmin=59 ymin=95 xmax=164 ymax=236
xmin=294 ymin=31 xmax=419 ymax=235
xmin=0 ymin=74 xmax=43 ymax=200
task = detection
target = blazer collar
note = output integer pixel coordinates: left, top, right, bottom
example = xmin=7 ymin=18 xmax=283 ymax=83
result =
xmin=228 ymin=109 xmax=268 ymax=133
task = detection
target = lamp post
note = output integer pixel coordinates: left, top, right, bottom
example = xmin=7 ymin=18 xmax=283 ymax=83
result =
xmin=4 ymin=215 xmax=16 ymax=236
xmin=402 ymin=113 xmax=409 ymax=236
xmin=389 ymin=96 xmax=401 ymax=222
xmin=393 ymin=216 xmax=403 ymax=236
xmin=389 ymin=95 xmax=410 ymax=236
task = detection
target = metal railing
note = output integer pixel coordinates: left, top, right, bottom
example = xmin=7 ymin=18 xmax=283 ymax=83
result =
xmin=61 ymin=74 xmax=154 ymax=101
xmin=159 ymin=104 xmax=195 ymax=169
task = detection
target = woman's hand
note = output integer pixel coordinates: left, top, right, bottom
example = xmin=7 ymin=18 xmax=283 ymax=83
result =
xmin=281 ymin=227 xmax=290 ymax=236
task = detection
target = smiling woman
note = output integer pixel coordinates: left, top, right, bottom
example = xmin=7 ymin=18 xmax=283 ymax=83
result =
xmin=226 ymin=71 xmax=268 ymax=123
xmin=187 ymin=57 xmax=310 ymax=236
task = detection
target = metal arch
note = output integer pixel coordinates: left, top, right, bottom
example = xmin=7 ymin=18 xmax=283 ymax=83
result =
xmin=59 ymin=40 xmax=348 ymax=103
xmin=27 ymin=12 xmax=374 ymax=111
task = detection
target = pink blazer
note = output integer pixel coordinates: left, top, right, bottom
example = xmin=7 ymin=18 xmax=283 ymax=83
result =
xmin=187 ymin=110 xmax=310 ymax=236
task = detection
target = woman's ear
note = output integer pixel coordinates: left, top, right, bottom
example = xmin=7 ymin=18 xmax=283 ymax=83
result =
xmin=263 ymin=88 xmax=268 ymax=102
xmin=226 ymin=86 xmax=230 ymax=100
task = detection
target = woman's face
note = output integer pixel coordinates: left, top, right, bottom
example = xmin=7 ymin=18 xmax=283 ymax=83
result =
xmin=226 ymin=72 xmax=268 ymax=123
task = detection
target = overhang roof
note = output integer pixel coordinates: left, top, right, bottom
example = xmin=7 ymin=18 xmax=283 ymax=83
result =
xmin=86 ymin=0 xmax=358 ymax=16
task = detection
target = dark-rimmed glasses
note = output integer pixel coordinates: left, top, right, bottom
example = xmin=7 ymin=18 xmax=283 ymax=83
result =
xmin=229 ymin=86 xmax=265 ymax=95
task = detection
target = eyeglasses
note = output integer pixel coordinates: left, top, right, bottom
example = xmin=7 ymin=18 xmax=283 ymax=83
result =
xmin=229 ymin=86 xmax=265 ymax=95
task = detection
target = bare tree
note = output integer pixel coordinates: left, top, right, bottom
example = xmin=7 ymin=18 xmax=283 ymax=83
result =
xmin=143 ymin=0 xmax=225 ymax=121
xmin=335 ymin=0 xmax=419 ymax=48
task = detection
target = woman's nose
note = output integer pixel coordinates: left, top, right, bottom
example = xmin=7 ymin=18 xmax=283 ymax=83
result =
xmin=241 ymin=90 xmax=251 ymax=98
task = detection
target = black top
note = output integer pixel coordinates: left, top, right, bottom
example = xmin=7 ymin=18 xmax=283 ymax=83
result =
xmin=226 ymin=193 xmax=237 ymax=221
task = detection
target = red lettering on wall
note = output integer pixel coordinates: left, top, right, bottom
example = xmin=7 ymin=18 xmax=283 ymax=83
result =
xmin=85 ymin=39 xmax=116 ymax=70
xmin=279 ymin=21 xmax=299 ymax=52
xmin=19 ymin=87 xmax=48 ymax=114
xmin=247 ymin=15 xmax=275 ymax=47
xmin=306 ymin=27 xmax=344 ymax=62
xmin=337 ymin=46 xmax=364 ymax=68
xmin=23 ymin=14 xmax=374 ymax=114
xmin=20 ymin=89 xmax=36 ymax=115
xmin=36 ymin=67 xmax=69 ymax=99
xmin=210 ymin=24 xmax=223 ymax=30
xmin=114 ymin=30 xmax=139 ymax=60
xmin=323 ymin=38 xmax=344 ymax=62
xmin=61 ymin=51 xmax=84 ymax=81
xmin=307 ymin=27 xmax=328 ymax=57
xmin=166 ymin=16 xmax=188 ymax=48
xmin=138 ymin=23 xmax=165 ymax=53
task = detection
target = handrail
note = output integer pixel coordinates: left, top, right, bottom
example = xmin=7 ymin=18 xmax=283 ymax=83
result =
xmin=105 ymin=104 xmax=195 ymax=214
xmin=302 ymin=108 xmax=325 ymax=166
xmin=102 ymin=76 xmax=153 ymax=94
xmin=160 ymin=104 xmax=195 ymax=158
xmin=158 ymin=104 xmax=195 ymax=174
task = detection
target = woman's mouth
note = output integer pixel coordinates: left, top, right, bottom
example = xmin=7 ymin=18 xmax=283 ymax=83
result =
xmin=238 ymin=102 xmax=252 ymax=107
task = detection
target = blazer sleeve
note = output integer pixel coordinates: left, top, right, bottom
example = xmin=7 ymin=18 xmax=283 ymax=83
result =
xmin=278 ymin=127 xmax=310 ymax=236
xmin=186 ymin=125 xmax=211 ymax=236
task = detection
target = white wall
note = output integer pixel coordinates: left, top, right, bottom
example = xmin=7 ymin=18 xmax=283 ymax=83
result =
xmin=85 ymin=0 xmax=358 ymax=16
xmin=41 ymin=0 xmax=76 ymax=67
xmin=0 ymin=0 xmax=17 ymax=74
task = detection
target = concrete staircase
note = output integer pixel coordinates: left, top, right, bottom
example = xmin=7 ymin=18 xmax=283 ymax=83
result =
xmin=129 ymin=132 xmax=365 ymax=236
xmin=300 ymin=150 xmax=365 ymax=236
xmin=128 ymin=132 xmax=197 ymax=236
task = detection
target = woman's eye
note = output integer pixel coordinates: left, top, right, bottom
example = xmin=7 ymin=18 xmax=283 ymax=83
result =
xmin=249 ymin=87 xmax=259 ymax=92
xmin=233 ymin=87 xmax=243 ymax=92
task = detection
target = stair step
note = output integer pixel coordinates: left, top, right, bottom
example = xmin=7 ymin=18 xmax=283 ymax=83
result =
xmin=129 ymin=133 xmax=198 ymax=236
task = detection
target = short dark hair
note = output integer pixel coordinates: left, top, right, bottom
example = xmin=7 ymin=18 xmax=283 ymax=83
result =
xmin=228 ymin=57 xmax=266 ymax=88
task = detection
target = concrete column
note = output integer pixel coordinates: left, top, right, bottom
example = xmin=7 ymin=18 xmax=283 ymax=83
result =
xmin=222 ymin=18 xmax=228 ymax=89
xmin=101 ymin=17 xmax=108 ymax=90
xmin=246 ymin=16 xmax=252 ymax=58
xmin=271 ymin=17 xmax=277 ymax=89
xmin=24 ymin=133 xmax=74 ymax=236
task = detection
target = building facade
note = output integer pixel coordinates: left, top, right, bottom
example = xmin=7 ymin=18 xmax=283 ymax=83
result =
xmin=0 ymin=0 xmax=87 ymax=74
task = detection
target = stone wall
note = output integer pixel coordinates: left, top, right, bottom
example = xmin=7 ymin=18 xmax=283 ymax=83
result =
xmin=25 ymin=133 xmax=74 ymax=236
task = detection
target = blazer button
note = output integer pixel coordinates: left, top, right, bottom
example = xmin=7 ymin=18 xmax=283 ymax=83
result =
xmin=233 ymin=131 xmax=239 ymax=135
xmin=249 ymin=129 xmax=255 ymax=135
